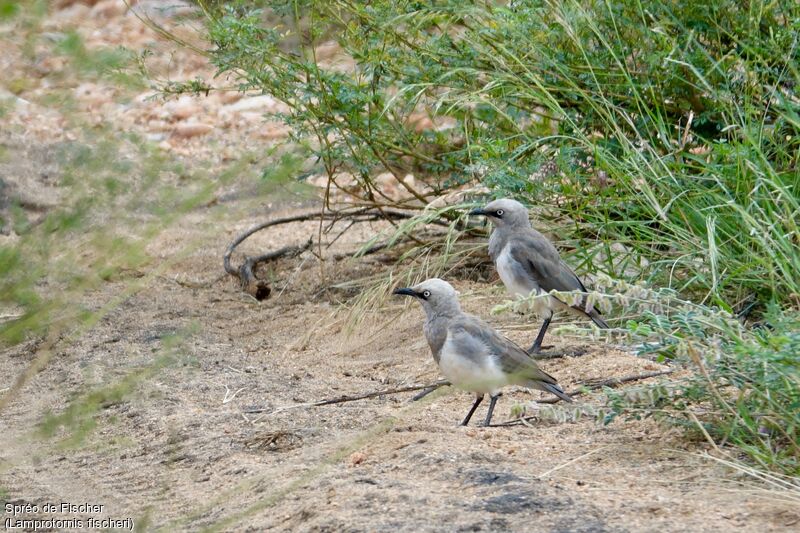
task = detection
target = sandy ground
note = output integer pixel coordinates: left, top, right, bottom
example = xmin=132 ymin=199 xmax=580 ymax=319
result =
xmin=2 ymin=202 xmax=798 ymax=532
xmin=1 ymin=2 xmax=799 ymax=532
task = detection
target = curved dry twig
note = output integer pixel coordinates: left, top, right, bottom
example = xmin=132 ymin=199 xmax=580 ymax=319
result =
xmin=238 ymin=240 xmax=313 ymax=300
xmin=223 ymin=212 xmax=324 ymax=278
xmin=242 ymin=379 xmax=451 ymax=415
xmin=223 ymin=213 xmax=321 ymax=300
xmin=223 ymin=207 xmax=421 ymax=299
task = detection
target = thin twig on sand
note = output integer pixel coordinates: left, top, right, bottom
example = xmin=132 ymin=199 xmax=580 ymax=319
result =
xmin=244 ymin=379 xmax=451 ymax=416
xmin=535 ymin=445 xmax=611 ymax=479
xmin=575 ymin=369 xmax=674 ymax=390
xmin=531 ymin=347 xmax=589 ymax=360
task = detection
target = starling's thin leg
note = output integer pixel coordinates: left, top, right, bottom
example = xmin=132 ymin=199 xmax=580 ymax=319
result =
xmin=482 ymin=393 xmax=502 ymax=427
xmin=529 ymin=315 xmax=553 ymax=353
xmin=460 ymin=394 xmax=484 ymax=426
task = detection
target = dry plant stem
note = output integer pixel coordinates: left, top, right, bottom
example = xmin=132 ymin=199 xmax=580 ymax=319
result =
xmin=687 ymin=409 xmax=721 ymax=453
xmin=124 ymin=1 xmax=208 ymax=56
xmin=687 ymin=343 xmax=746 ymax=426
xmin=223 ymin=212 xmax=324 ymax=277
xmin=223 ymin=207 xmax=422 ymax=272
xmin=531 ymin=347 xmax=589 ymax=359
xmin=240 ymin=240 xmax=312 ymax=300
xmin=574 ymin=369 xmax=674 ymax=390
xmin=243 ymin=379 xmax=451 ymax=415
xmin=535 ymin=445 xmax=611 ymax=479
xmin=331 ymin=241 xmax=390 ymax=261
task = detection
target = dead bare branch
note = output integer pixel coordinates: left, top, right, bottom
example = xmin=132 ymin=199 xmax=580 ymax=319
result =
xmin=223 ymin=212 xmax=323 ymax=278
xmin=243 ymin=379 xmax=451 ymax=415
xmin=224 ymin=208 xmax=421 ymax=299
xmin=575 ymin=370 xmax=674 ymax=389
xmin=238 ymin=239 xmax=313 ymax=300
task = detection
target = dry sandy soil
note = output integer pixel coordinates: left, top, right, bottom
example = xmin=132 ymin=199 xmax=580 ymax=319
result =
xmin=1 ymin=2 xmax=798 ymax=532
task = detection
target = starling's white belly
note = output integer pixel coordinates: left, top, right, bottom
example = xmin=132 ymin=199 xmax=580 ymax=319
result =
xmin=496 ymin=245 xmax=553 ymax=316
xmin=438 ymin=336 xmax=506 ymax=395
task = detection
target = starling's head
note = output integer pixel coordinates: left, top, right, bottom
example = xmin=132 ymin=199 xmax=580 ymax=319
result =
xmin=469 ymin=198 xmax=531 ymax=229
xmin=393 ymin=278 xmax=461 ymax=317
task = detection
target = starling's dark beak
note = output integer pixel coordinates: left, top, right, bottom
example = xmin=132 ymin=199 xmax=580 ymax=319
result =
xmin=393 ymin=287 xmax=418 ymax=298
xmin=469 ymin=208 xmax=488 ymax=216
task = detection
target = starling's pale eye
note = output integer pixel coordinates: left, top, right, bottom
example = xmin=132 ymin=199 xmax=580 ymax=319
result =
xmin=422 ymin=290 xmax=431 ymax=298
xmin=496 ymin=209 xmax=504 ymax=217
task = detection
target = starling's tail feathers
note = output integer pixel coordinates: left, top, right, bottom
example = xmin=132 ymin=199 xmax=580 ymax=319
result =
xmin=587 ymin=308 xmax=609 ymax=329
xmin=534 ymin=381 xmax=573 ymax=403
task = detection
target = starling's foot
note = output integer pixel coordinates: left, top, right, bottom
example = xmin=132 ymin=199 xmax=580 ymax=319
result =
xmin=528 ymin=344 xmax=555 ymax=354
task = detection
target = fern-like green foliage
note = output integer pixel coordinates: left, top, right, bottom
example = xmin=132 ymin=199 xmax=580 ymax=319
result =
xmin=500 ymin=278 xmax=799 ymax=476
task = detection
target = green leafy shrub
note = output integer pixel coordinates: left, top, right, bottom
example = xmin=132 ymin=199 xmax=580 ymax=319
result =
xmin=185 ymin=0 xmax=799 ymax=309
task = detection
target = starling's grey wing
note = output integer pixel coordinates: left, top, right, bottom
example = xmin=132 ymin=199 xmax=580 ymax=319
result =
xmin=449 ymin=315 xmax=573 ymax=402
xmin=442 ymin=317 xmax=492 ymax=367
xmin=450 ymin=315 xmax=556 ymax=384
xmin=507 ymin=230 xmax=584 ymax=293
xmin=509 ymin=231 xmax=609 ymax=329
